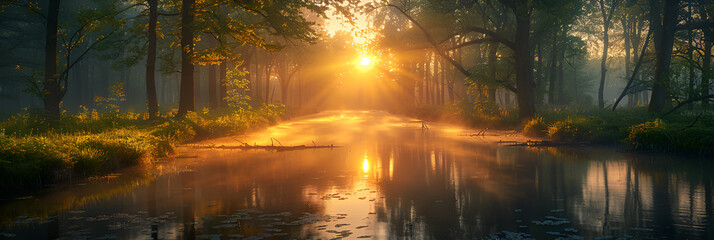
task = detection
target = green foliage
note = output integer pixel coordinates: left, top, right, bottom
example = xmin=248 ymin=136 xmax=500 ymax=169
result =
xmin=93 ymin=81 xmax=127 ymax=119
xmin=547 ymin=117 xmax=602 ymax=141
xmin=673 ymin=127 xmax=714 ymax=154
xmin=225 ymin=68 xmax=252 ymax=111
xmin=0 ymin=102 xmax=284 ymax=191
xmin=523 ymin=116 xmax=548 ymax=137
xmin=626 ymin=119 xmax=670 ymax=151
xmin=456 ymin=99 xmax=518 ymax=128
xmin=625 ymin=118 xmax=714 ymax=154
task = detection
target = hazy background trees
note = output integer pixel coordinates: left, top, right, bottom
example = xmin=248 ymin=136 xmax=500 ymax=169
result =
xmin=0 ymin=0 xmax=712 ymax=121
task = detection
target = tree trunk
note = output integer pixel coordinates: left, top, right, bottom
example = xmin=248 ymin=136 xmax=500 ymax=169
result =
xmin=425 ymin=52 xmax=431 ymax=104
xmin=265 ymin=62 xmax=272 ymax=104
xmin=702 ymin=2 xmax=712 ymax=108
xmin=219 ymin=61 xmax=227 ymax=107
xmin=146 ymin=0 xmax=159 ymax=118
xmin=177 ymin=0 xmax=195 ymax=117
xmin=438 ymin=59 xmax=446 ymax=105
xmin=573 ymin=68 xmax=579 ymax=105
xmin=623 ymin=17 xmax=632 ymax=108
xmin=557 ymin=39 xmax=564 ymax=105
xmin=448 ymin=63 xmax=455 ymax=102
xmin=208 ymin=64 xmax=217 ymax=108
xmin=513 ymin=0 xmax=536 ymax=119
xmin=279 ymin=69 xmax=291 ymax=106
xmin=487 ymin=42 xmax=499 ymax=103
xmin=632 ymin=18 xmax=643 ymax=106
xmin=648 ymin=0 xmax=679 ymax=112
xmin=535 ymin=40 xmax=545 ymax=104
xmin=43 ymin=0 xmax=61 ymax=121
xmin=598 ymin=0 xmax=613 ymax=109
xmin=687 ymin=20 xmax=696 ymax=110
xmin=704 ymin=39 xmax=712 ymax=107
xmin=548 ymin=32 xmax=558 ymax=104
xmin=687 ymin=1 xmax=695 ymax=110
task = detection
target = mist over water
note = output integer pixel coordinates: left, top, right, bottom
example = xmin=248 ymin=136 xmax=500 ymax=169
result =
xmin=1 ymin=111 xmax=711 ymax=239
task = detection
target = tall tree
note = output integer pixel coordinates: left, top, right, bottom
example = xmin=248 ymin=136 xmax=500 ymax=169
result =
xmin=177 ymin=0 xmax=195 ymax=117
xmin=597 ymin=0 xmax=620 ymax=109
xmin=145 ymin=0 xmax=159 ymax=118
xmin=383 ymin=0 xmax=536 ymax=119
xmin=648 ymin=0 xmax=680 ymax=112
xmin=702 ymin=0 xmax=712 ymax=107
xmin=43 ymin=0 xmax=61 ymax=120
xmin=511 ymin=0 xmax=536 ymax=118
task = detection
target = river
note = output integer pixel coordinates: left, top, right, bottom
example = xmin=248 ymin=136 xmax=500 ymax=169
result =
xmin=1 ymin=110 xmax=712 ymax=239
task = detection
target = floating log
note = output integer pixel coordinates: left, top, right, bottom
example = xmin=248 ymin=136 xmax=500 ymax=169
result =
xmin=498 ymin=140 xmax=587 ymax=147
xmin=185 ymin=144 xmax=338 ymax=152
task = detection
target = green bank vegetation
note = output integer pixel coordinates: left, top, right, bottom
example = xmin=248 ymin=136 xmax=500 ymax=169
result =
xmin=0 ymin=83 xmax=283 ymax=192
xmin=417 ymin=102 xmax=713 ymax=157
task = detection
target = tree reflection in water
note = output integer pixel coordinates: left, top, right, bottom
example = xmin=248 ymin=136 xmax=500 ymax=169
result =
xmin=0 ymin=111 xmax=712 ymax=239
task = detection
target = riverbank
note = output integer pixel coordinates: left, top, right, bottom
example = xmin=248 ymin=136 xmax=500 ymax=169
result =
xmin=0 ymin=105 xmax=284 ymax=192
xmin=410 ymin=103 xmax=714 ymax=157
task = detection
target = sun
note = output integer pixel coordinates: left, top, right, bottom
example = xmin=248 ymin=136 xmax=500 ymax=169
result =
xmin=360 ymin=57 xmax=371 ymax=66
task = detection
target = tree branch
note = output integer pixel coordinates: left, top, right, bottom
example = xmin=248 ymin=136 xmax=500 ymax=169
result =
xmin=464 ymin=27 xmax=515 ymax=50
xmin=383 ymin=4 xmax=516 ymax=93
xmin=444 ymin=38 xmax=497 ymax=51
xmin=662 ymin=94 xmax=714 ymax=116
xmin=612 ymin=28 xmax=652 ymax=110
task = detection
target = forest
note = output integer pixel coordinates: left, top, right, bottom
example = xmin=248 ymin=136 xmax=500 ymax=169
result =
xmin=0 ymin=0 xmax=713 ymax=191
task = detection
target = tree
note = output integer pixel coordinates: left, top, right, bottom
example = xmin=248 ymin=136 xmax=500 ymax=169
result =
xmin=381 ymin=0 xmax=537 ymax=119
xmin=701 ymin=0 xmax=712 ymax=107
xmin=596 ymin=0 xmax=620 ymax=109
xmin=28 ymin=0 xmax=126 ymax=121
xmin=43 ymin=0 xmax=61 ymax=120
xmin=145 ymin=0 xmax=159 ymax=118
xmin=176 ymin=0 xmax=194 ymax=117
xmin=171 ymin=0 xmax=351 ymax=116
xmin=648 ymin=0 xmax=680 ymax=112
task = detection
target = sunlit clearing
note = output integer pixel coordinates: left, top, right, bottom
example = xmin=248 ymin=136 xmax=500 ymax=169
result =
xmin=360 ymin=57 xmax=371 ymax=66
xmin=363 ymin=156 xmax=369 ymax=173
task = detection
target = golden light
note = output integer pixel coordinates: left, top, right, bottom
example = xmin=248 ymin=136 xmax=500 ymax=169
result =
xmin=360 ymin=57 xmax=371 ymax=66
xmin=362 ymin=156 xmax=369 ymax=173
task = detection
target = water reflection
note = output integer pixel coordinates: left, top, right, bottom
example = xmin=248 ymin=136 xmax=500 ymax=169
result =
xmin=0 ymin=111 xmax=712 ymax=239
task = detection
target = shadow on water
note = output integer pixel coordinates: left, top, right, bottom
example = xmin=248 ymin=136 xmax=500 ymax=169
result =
xmin=0 ymin=110 xmax=712 ymax=239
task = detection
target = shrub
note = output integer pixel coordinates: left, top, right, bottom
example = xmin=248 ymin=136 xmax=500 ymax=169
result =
xmin=672 ymin=126 xmax=714 ymax=154
xmin=626 ymin=118 xmax=671 ymax=151
xmin=151 ymin=120 xmax=197 ymax=143
xmin=547 ymin=117 xmax=602 ymax=141
xmin=523 ymin=116 xmax=548 ymax=137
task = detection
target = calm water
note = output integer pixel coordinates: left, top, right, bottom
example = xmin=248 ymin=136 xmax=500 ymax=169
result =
xmin=1 ymin=111 xmax=713 ymax=240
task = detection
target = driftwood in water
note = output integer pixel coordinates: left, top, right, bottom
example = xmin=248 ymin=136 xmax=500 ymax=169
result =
xmin=498 ymin=140 xmax=587 ymax=147
xmin=186 ymin=144 xmax=338 ymax=151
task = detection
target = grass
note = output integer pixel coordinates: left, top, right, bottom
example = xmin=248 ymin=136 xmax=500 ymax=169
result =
xmin=413 ymin=101 xmax=714 ymax=157
xmin=0 ymin=104 xmax=284 ymax=192
xmin=535 ymin=107 xmax=714 ymax=156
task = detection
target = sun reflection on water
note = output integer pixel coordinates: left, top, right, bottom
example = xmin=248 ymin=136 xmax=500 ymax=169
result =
xmin=362 ymin=155 xmax=369 ymax=174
